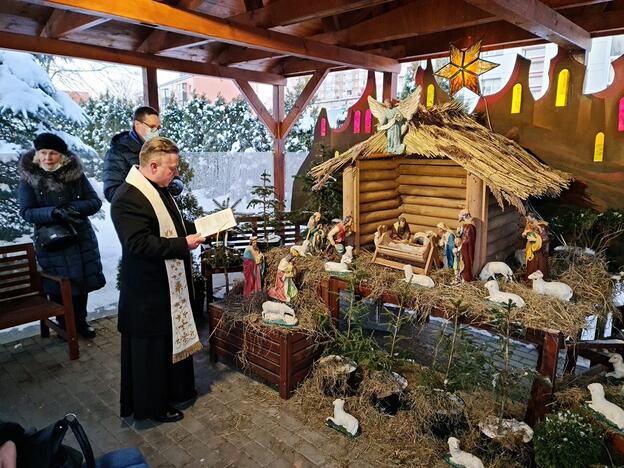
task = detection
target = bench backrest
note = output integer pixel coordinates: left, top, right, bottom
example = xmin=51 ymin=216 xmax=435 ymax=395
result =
xmin=0 ymin=242 xmax=41 ymax=301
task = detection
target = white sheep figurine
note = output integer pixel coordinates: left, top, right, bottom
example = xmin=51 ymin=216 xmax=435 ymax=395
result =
xmin=324 ymin=246 xmax=354 ymax=273
xmin=479 ymin=261 xmax=514 ymax=282
xmin=261 ymin=301 xmax=298 ymax=327
xmin=607 ymin=354 xmax=624 ymax=379
xmin=527 ymin=270 xmax=573 ymax=301
xmin=325 ymin=398 xmax=359 ymax=437
xmin=403 ymin=264 xmax=435 ymax=288
xmin=484 ymin=280 xmax=525 ymax=308
xmin=588 ymin=383 xmax=624 ymax=430
xmin=291 ymin=239 xmax=311 ymax=257
xmin=447 ymin=437 xmax=484 ymax=468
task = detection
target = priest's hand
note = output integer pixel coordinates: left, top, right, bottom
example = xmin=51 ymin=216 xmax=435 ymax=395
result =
xmin=186 ymin=234 xmax=206 ymax=250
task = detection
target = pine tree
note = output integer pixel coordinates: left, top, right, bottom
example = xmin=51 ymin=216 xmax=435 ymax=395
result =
xmin=246 ymin=170 xmax=283 ymax=242
xmin=399 ymin=64 xmax=417 ymax=100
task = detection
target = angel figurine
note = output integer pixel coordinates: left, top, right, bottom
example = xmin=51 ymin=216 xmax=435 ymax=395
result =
xmin=367 ymin=87 xmax=421 ymax=155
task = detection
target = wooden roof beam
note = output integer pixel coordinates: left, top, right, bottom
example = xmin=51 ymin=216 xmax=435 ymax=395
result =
xmin=40 ymin=9 xmax=107 ymax=38
xmin=129 ymin=0 xmax=396 ymax=57
xmin=312 ymin=0 xmax=496 ymax=46
xmin=462 ymin=0 xmax=592 ymax=50
xmin=0 ymin=31 xmax=286 ymax=85
xmin=230 ymin=0 xmax=395 ymax=29
xmin=281 ymin=68 xmax=329 ymax=137
xmin=137 ymin=0 xmax=208 ymax=54
xmin=234 ymin=80 xmax=277 ymax=136
xmin=33 ymin=0 xmax=400 ymax=72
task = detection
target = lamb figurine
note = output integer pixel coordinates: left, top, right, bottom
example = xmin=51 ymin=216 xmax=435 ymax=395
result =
xmin=527 ymin=270 xmax=573 ymax=301
xmin=587 ymin=383 xmax=624 ymax=430
xmin=325 ymin=399 xmax=359 ymax=437
xmin=607 ymin=354 xmax=624 ymax=379
xmin=261 ymin=301 xmax=298 ymax=327
xmin=484 ymin=280 xmax=525 ymax=308
xmin=402 ymin=264 xmax=435 ymax=288
xmin=479 ymin=261 xmax=514 ymax=282
xmin=324 ymin=246 xmax=354 ymax=273
xmin=447 ymin=437 xmax=484 ymax=468
xmin=290 ymin=239 xmax=311 ymax=257
xmin=612 ymin=272 xmax=624 ymax=308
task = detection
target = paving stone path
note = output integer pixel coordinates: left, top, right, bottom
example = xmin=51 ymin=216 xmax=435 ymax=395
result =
xmin=0 ymin=316 xmax=387 ymax=467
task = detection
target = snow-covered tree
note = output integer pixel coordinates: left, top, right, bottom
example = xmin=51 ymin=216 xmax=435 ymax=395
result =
xmin=284 ymin=77 xmax=318 ymax=152
xmin=0 ymin=51 xmax=96 ymax=241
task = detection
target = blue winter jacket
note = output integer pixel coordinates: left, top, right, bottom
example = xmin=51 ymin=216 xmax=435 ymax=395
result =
xmin=102 ymin=130 xmax=143 ymax=203
xmin=18 ymin=150 xmax=106 ymax=296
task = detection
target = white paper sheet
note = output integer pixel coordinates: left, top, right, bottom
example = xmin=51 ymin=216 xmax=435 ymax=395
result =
xmin=194 ymin=208 xmax=237 ymax=237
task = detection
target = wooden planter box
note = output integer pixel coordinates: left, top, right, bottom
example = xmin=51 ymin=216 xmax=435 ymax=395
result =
xmin=208 ymin=301 xmax=321 ymax=399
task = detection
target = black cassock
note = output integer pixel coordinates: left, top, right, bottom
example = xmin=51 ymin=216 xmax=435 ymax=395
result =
xmin=111 ymin=179 xmax=197 ymax=419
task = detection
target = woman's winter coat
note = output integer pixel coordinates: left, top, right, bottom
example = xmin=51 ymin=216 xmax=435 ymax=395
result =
xmin=18 ymin=149 xmax=106 ymax=296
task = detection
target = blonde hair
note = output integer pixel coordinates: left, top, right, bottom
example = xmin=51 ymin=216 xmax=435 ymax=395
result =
xmin=32 ymin=150 xmax=66 ymax=167
xmin=139 ymin=137 xmax=179 ymax=167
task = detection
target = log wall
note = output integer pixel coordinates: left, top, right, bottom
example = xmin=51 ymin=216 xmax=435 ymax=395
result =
xmin=485 ymin=193 xmax=524 ymax=262
xmin=397 ymin=158 xmax=465 ymax=232
xmin=355 ymin=157 xmax=471 ymax=246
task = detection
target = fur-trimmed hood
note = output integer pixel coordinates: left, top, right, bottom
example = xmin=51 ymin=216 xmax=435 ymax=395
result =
xmin=18 ymin=149 xmax=85 ymax=192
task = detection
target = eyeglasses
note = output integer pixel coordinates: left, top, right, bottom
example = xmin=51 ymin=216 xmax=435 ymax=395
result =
xmin=139 ymin=120 xmax=161 ymax=131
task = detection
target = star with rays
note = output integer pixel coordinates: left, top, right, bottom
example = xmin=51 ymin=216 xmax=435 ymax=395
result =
xmin=434 ymin=39 xmax=499 ymax=96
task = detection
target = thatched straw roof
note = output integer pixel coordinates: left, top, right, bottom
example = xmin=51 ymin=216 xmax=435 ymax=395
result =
xmin=310 ymin=101 xmax=572 ymax=212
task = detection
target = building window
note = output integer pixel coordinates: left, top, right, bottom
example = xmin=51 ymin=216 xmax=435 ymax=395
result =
xmin=320 ymin=117 xmax=327 ymax=137
xmin=365 ymin=109 xmax=372 ymax=133
xmin=555 ymin=69 xmax=570 ymax=107
xmin=511 ymin=83 xmax=522 ymax=114
xmin=353 ymin=110 xmax=361 ymax=133
xmin=426 ymin=84 xmax=435 ymax=108
xmin=481 ymin=78 xmax=501 ymax=95
xmin=593 ymin=132 xmax=605 ymax=162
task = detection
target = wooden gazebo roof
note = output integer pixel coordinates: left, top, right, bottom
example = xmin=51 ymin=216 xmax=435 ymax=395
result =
xmin=1 ymin=0 xmax=623 ymax=84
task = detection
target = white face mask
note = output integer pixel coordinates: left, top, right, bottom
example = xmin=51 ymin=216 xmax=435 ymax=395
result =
xmin=144 ymin=128 xmax=160 ymax=142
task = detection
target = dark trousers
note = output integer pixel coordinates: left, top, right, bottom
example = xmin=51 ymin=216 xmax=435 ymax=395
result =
xmin=120 ymin=334 xmax=196 ymax=419
xmin=49 ymin=293 xmax=88 ymax=327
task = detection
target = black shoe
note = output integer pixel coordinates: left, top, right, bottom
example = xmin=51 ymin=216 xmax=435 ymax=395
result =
xmin=151 ymin=407 xmax=184 ymax=423
xmin=77 ymin=322 xmax=96 ymax=339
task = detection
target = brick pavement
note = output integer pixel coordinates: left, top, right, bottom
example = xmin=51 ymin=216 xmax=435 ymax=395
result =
xmin=0 ymin=316 xmax=384 ymax=468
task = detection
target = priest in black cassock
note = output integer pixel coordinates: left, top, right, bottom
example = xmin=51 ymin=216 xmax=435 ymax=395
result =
xmin=111 ymin=137 xmax=205 ymax=423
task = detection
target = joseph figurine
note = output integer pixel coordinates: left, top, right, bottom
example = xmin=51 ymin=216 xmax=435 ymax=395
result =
xmin=457 ymin=210 xmax=476 ymax=282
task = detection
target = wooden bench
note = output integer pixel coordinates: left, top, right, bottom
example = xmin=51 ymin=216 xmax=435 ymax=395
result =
xmin=0 ymin=242 xmax=78 ymax=360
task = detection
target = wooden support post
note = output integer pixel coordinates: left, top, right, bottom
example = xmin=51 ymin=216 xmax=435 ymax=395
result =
xmin=273 ymin=84 xmax=286 ymax=207
xmin=382 ymin=71 xmax=398 ymax=101
xmin=525 ymin=332 xmax=560 ymax=426
xmin=466 ymin=174 xmax=488 ymax=275
xmin=142 ymin=66 xmax=159 ymax=111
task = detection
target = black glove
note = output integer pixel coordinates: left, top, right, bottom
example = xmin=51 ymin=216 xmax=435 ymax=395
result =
xmin=52 ymin=206 xmax=83 ymax=225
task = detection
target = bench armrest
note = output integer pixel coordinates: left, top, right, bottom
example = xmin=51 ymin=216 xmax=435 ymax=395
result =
xmin=39 ymin=272 xmax=69 ymax=284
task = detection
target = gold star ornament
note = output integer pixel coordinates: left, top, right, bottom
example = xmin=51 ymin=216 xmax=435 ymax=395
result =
xmin=434 ymin=40 xmax=499 ymax=96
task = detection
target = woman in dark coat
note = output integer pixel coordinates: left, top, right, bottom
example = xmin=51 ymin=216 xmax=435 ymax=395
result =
xmin=18 ymin=133 xmax=105 ymax=338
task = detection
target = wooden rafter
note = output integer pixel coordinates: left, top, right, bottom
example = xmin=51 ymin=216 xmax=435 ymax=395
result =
xmin=40 ymin=9 xmax=107 ymax=38
xmin=462 ymin=0 xmax=592 ymax=50
xmin=0 ymin=31 xmax=286 ymax=85
xmin=281 ymin=68 xmax=329 ymax=138
xmin=234 ymin=80 xmax=277 ymax=136
xmin=33 ymin=0 xmax=400 ymax=72
xmin=231 ymin=0 xmax=395 ymax=29
xmin=137 ymin=0 xmax=205 ymax=54
xmin=145 ymin=0 xmax=395 ymax=56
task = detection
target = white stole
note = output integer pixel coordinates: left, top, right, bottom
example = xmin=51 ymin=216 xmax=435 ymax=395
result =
xmin=125 ymin=166 xmax=202 ymax=363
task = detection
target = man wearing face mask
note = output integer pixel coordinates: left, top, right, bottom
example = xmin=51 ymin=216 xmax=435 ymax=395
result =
xmin=103 ymin=106 xmax=184 ymax=203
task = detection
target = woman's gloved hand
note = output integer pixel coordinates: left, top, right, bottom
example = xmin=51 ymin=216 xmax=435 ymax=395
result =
xmin=52 ymin=205 xmax=83 ymax=224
